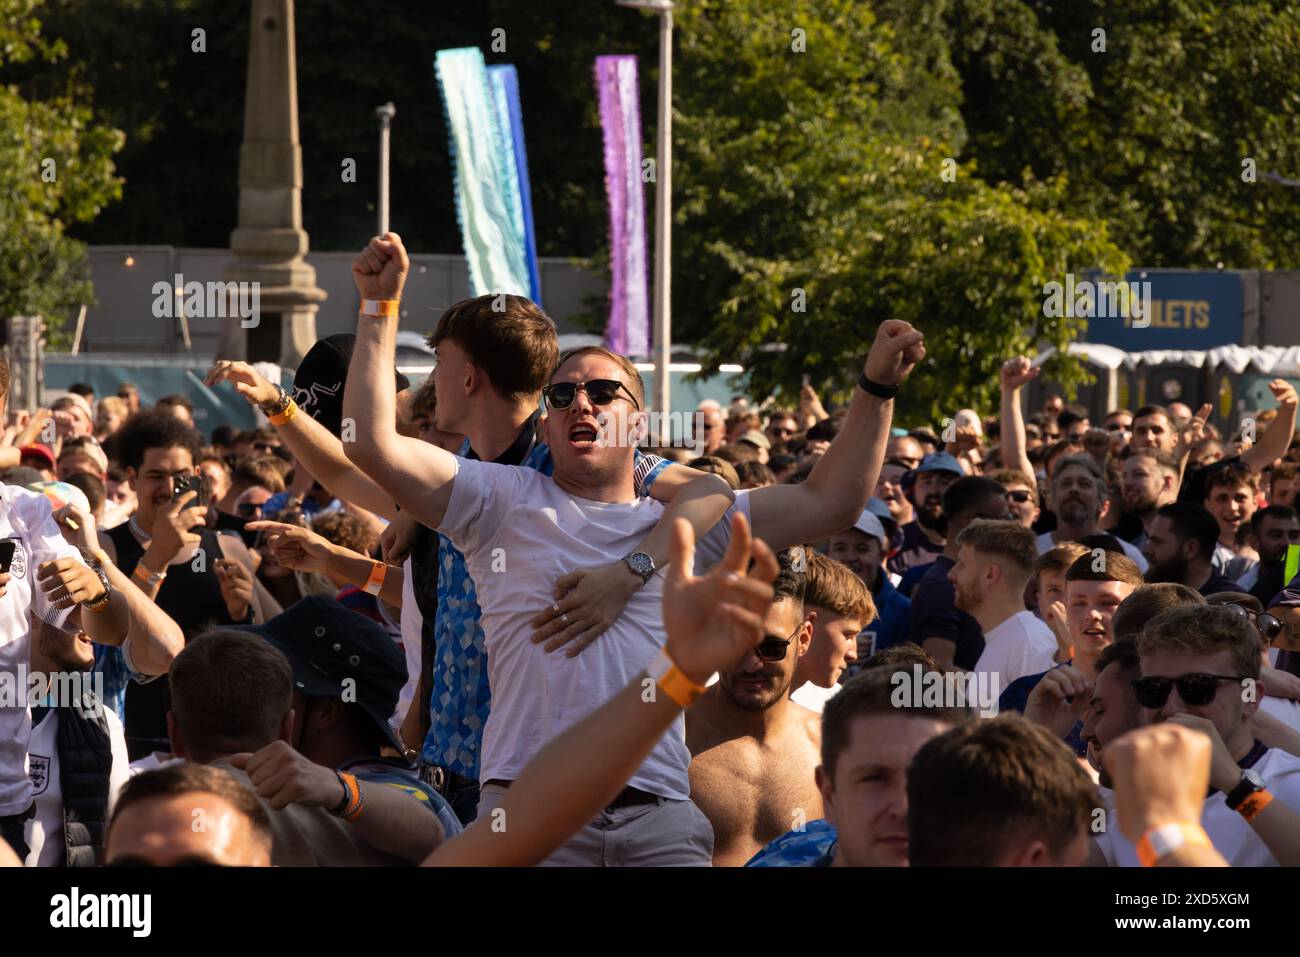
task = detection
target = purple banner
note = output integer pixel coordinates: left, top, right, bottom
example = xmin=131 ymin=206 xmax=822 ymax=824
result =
xmin=595 ymin=55 xmax=650 ymax=357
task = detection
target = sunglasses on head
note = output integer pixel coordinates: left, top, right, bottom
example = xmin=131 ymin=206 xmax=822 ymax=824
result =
xmin=755 ymin=624 xmax=801 ymax=662
xmin=542 ymin=379 xmax=640 ymax=411
xmin=1219 ymin=602 xmax=1284 ymax=640
xmin=1131 ymin=673 xmax=1246 ymax=709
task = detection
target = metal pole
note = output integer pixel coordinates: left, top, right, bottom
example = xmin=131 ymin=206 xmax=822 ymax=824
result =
xmin=652 ymin=10 xmax=673 ymax=442
xmin=376 ymin=102 xmax=395 ymax=236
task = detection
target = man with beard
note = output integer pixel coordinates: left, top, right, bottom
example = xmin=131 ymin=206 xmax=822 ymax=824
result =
xmin=687 ymin=555 xmax=821 ymax=866
xmin=1036 ymin=455 xmax=1149 ymax=572
xmin=874 ymin=457 xmax=913 ymax=529
xmin=907 ymin=477 xmax=1013 ymax=669
xmin=1238 ymin=505 xmax=1300 ymax=603
xmin=889 ymin=452 xmax=958 ymax=576
xmin=949 ymin=520 xmax=1055 ymax=691
xmin=1119 ymin=448 xmax=1179 ymax=551
xmin=1143 ymin=502 xmax=1241 ymax=595
xmin=827 ymin=509 xmax=910 ymax=658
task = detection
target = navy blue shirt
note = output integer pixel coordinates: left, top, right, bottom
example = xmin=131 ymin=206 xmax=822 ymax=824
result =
xmin=906 ymin=555 xmax=985 ymax=669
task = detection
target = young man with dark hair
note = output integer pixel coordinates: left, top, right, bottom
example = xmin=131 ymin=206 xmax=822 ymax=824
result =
xmin=747 ymin=665 xmax=971 ymax=867
xmin=907 ymin=714 xmax=1096 ymax=866
xmin=1131 ymin=405 xmax=1177 ymax=453
xmin=98 ymin=411 xmax=265 ymax=759
xmin=1203 ymin=463 xmax=1260 ymax=581
xmin=105 ymin=763 xmax=273 ymax=867
xmin=907 ymin=476 xmax=1013 ymax=669
xmin=167 ymin=629 xmax=443 ymax=865
xmin=1240 ymin=504 xmax=1300 ymax=603
xmin=1143 ymin=502 xmax=1241 ymax=595
xmin=1269 ymin=462 xmax=1300 ymax=508
xmin=687 ymin=551 xmax=820 ymax=865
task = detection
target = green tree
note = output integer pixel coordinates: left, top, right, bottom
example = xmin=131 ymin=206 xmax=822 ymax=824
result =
xmin=0 ymin=0 xmax=122 ymax=345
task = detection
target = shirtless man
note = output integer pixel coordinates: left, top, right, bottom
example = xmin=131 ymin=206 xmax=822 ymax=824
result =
xmin=687 ymin=554 xmax=823 ymax=866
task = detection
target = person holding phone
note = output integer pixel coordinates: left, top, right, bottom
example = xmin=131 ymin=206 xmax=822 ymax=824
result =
xmin=96 ymin=410 xmax=267 ymax=760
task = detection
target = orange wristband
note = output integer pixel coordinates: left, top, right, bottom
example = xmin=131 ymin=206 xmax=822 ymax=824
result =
xmin=363 ymin=560 xmax=387 ymax=596
xmin=1238 ymin=789 xmax=1274 ymax=823
xmin=646 ymin=648 xmax=706 ymax=708
xmin=1136 ymin=822 xmax=1212 ymax=866
xmin=360 ymin=299 xmax=400 ymax=318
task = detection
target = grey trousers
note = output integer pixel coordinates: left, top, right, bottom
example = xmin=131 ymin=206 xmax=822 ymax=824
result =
xmin=477 ymin=783 xmax=715 ymax=867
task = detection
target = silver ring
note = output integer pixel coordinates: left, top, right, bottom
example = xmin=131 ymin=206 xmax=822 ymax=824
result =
xmin=561 ymin=613 xmax=569 ymax=625
xmin=552 ymin=602 xmax=561 ymax=614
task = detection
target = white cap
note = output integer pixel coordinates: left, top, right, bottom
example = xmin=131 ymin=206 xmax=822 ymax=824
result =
xmin=852 ymin=509 xmax=886 ymax=544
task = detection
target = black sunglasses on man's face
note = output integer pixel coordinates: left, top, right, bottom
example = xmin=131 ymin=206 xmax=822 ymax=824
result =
xmin=542 ymin=379 xmax=640 ymax=411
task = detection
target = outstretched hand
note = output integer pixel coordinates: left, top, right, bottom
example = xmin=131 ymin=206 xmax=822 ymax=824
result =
xmin=205 ymin=360 xmax=280 ymax=408
xmin=663 ymin=512 xmax=779 ymax=685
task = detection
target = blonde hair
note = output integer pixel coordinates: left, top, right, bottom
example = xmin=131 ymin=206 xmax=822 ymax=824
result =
xmin=805 ymin=552 xmax=875 ymax=625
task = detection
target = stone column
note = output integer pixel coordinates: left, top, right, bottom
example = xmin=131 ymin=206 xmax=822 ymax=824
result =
xmin=219 ymin=0 xmax=325 ymax=367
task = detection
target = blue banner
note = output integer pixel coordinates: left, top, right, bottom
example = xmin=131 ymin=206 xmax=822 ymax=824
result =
xmin=1083 ymin=270 xmax=1243 ymax=350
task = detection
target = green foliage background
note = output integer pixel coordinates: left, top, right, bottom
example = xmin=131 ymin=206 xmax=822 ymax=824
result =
xmin=10 ymin=0 xmax=1300 ymax=416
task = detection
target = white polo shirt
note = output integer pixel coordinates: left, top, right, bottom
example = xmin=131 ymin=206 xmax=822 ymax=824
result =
xmin=438 ymin=457 xmax=742 ymax=800
xmin=0 ymin=486 xmax=82 ymax=816
xmin=1097 ymin=745 xmax=1300 ymax=866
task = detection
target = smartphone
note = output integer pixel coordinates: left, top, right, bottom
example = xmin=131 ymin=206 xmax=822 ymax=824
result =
xmin=0 ymin=541 xmax=16 ymax=574
xmin=173 ymin=472 xmax=211 ymax=506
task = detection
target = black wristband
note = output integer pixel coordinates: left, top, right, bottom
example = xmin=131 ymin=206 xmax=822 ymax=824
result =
xmin=858 ymin=372 xmax=899 ymax=399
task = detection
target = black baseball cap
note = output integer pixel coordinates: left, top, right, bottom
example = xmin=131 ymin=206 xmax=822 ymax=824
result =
xmin=232 ymin=595 xmax=407 ymax=755
xmin=293 ymin=334 xmax=411 ymax=438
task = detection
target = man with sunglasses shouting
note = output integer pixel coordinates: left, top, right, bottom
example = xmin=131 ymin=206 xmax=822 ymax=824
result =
xmin=1095 ymin=604 xmax=1300 ymax=866
xmin=342 ymin=232 xmax=923 ymax=865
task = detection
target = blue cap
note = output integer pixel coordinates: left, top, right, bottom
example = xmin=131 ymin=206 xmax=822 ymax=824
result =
xmin=915 ymin=451 xmax=964 ymax=476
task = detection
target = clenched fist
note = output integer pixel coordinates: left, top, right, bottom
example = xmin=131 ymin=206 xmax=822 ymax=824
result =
xmin=352 ymin=233 xmax=409 ymax=302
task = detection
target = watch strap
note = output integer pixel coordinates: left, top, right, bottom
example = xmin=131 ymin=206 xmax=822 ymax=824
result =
xmin=858 ymin=372 xmax=899 ymax=399
xmin=1225 ymin=771 xmax=1265 ymax=810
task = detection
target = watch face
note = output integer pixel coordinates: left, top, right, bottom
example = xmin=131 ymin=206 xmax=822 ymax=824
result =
xmin=628 ymin=552 xmax=654 ymax=579
xmin=1244 ymin=770 xmax=1265 ymax=789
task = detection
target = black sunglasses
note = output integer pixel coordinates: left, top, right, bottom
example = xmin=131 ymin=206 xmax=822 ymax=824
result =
xmin=1106 ymin=422 xmax=1131 ymax=432
xmin=1131 ymin=673 xmax=1246 ymax=709
xmin=1005 ymin=489 xmax=1033 ymax=504
xmin=1219 ymin=602 xmax=1284 ymax=640
xmin=542 ymin=379 xmax=640 ymax=411
xmin=755 ymin=624 xmax=801 ymax=662
xmin=236 ymin=502 xmax=265 ymax=517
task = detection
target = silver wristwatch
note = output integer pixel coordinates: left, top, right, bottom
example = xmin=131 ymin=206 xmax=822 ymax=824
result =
xmin=622 ymin=551 xmax=656 ymax=585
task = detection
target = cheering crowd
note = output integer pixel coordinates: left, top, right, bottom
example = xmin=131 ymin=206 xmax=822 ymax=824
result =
xmin=1 ymin=232 xmax=1298 ymax=868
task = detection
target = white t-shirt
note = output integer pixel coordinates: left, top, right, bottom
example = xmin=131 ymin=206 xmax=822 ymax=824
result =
xmin=24 ymin=704 xmax=130 ymax=866
xmin=0 ymin=486 xmax=83 ymax=815
xmin=396 ymin=555 xmax=420 ymax=727
xmin=437 ymin=457 xmax=743 ymax=800
xmin=791 ymin=681 xmax=839 ymax=714
xmin=1034 ymin=530 xmax=1149 ymax=574
xmin=1260 ymin=694 xmax=1300 ymax=733
xmin=1097 ymin=746 xmax=1300 ymax=866
xmin=972 ymin=610 xmax=1057 ymax=694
